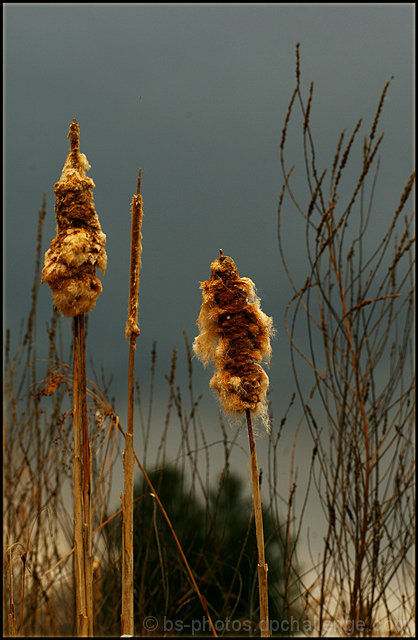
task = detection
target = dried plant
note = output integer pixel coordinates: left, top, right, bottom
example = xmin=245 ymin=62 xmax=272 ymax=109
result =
xmin=5 ymin=156 xmax=226 ymax=640
xmin=8 ymin=44 xmax=413 ymax=638
xmin=4 ymin=196 xmax=75 ymax=637
xmin=41 ymin=119 xmax=107 ymax=636
xmin=278 ymin=44 xmax=415 ymax=636
xmin=193 ymin=250 xmax=275 ymax=637
xmin=193 ymin=250 xmax=274 ymax=429
xmin=121 ymin=169 xmax=144 ymax=636
xmin=41 ymin=119 xmax=106 ymax=318
xmin=4 ymin=242 xmax=304 ymax=637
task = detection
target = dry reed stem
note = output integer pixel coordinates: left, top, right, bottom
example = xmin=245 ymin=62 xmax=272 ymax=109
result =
xmin=7 ymin=540 xmax=18 ymax=637
xmin=80 ymin=315 xmax=93 ymax=637
xmin=41 ymin=492 xmax=145 ymax=581
xmin=73 ymin=314 xmax=93 ymax=636
xmin=115 ymin=418 xmax=218 ymax=638
xmin=18 ymin=547 xmax=27 ymax=637
xmin=121 ymin=169 xmax=144 ymax=636
xmin=72 ymin=317 xmax=87 ymax=636
xmin=246 ymin=409 xmax=270 ymax=637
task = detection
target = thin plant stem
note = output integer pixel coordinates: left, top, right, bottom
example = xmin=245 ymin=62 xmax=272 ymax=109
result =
xmin=277 ymin=43 xmax=415 ymax=635
xmin=116 ymin=418 xmax=218 ymax=638
xmin=19 ymin=547 xmax=27 ymax=637
xmin=122 ymin=169 xmax=143 ymax=636
xmin=7 ymin=538 xmax=17 ymax=637
xmin=73 ymin=314 xmax=93 ymax=636
xmin=246 ymin=409 xmax=270 ymax=637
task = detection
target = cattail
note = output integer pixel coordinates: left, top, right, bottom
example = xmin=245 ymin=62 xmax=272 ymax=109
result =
xmin=41 ymin=119 xmax=104 ymax=636
xmin=193 ymin=250 xmax=274 ymax=429
xmin=121 ymin=169 xmax=144 ymax=636
xmin=41 ymin=119 xmax=107 ymax=316
xmin=194 ymin=250 xmax=274 ymax=636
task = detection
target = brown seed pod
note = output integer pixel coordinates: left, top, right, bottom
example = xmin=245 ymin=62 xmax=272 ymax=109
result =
xmin=42 ymin=119 xmax=107 ymax=316
xmin=193 ymin=250 xmax=274 ymax=429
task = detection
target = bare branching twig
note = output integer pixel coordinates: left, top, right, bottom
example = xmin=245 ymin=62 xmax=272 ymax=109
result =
xmin=278 ymin=44 xmax=415 ymax=637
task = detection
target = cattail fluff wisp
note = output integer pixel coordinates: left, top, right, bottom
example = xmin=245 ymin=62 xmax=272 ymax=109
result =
xmin=193 ymin=250 xmax=275 ymax=430
xmin=42 ymin=119 xmax=107 ymax=316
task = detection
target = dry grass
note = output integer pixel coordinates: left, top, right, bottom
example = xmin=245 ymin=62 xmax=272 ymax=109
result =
xmin=3 ymin=47 xmax=414 ymax=638
xmin=277 ymin=44 xmax=415 ymax=637
xmin=3 ymin=279 xmax=304 ymax=636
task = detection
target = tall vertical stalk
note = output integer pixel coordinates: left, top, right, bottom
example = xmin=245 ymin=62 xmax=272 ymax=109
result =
xmin=193 ymin=251 xmax=274 ymax=636
xmin=122 ymin=169 xmax=144 ymax=636
xmin=73 ymin=313 xmax=93 ymax=636
xmin=42 ymin=119 xmax=106 ymax=637
xmin=246 ymin=409 xmax=270 ymax=637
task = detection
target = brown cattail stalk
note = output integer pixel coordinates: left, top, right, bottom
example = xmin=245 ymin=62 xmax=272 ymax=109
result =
xmin=42 ymin=119 xmax=106 ymax=637
xmin=73 ymin=314 xmax=91 ymax=637
xmin=121 ymin=169 xmax=144 ymax=636
xmin=193 ymin=250 xmax=274 ymax=636
xmin=116 ymin=419 xmax=219 ymax=638
xmin=246 ymin=409 xmax=270 ymax=636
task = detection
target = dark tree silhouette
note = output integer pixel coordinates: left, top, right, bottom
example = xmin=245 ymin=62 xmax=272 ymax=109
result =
xmin=97 ymin=466 xmax=305 ymax=636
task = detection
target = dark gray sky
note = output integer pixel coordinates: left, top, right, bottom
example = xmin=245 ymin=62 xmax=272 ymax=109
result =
xmin=4 ymin=3 xmax=414 ymax=549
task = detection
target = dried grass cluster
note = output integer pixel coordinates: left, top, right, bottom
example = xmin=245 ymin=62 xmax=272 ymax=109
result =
xmin=42 ymin=119 xmax=107 ymax=316
xmin=193 ymin=251 xmax=274 ymax=428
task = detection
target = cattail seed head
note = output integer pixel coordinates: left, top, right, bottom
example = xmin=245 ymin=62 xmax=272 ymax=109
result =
xmin=193 ymin=250 xmax=275 ymax=429
xmin=42 ymin=119 xmax=107 ymax=316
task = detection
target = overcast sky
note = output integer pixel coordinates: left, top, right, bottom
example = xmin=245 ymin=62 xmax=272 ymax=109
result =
xmin=4 ymin=4 xmax=414 ymax=546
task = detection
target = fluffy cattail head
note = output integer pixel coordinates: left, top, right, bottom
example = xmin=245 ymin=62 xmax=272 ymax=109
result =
xmin=193 ymin=250 xmax=274 ymax=429
xmin=41 ymin=119 xmax=107 ymax=316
